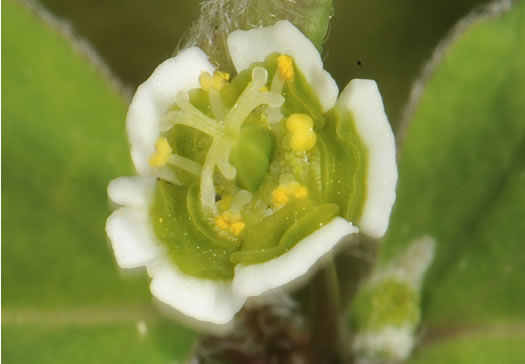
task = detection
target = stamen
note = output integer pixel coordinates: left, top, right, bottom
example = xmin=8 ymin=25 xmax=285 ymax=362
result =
xmin=174 ymin=92 xmax=220 ymax=136
xmin=160 ymin=110 xmax=219 ymax=136
xmin=167 ymin=154 xmax=202 ymax=176
xmin=208 ymin=71 xmax=230 ymax=121
xmin=215 ymin=215 xmax=229 ymax=230
xmin=149 ymin=138 xmax=172 ymax=167
xmin=216 ymin=155 xmax=237 ymax=180
xmin=229 ymin=221 xmax=245 ymax=236
xmin=272 ymin=182 xmax=308 ymax=207
xmin=199 ymin=71 xmax=230 ymax=92
xmin=200 ymin=140 xmax=220 ymax=210
xmin=213 ymin=71 xmax=230 ymax=86
xmin=272 ymin=187 xmax=289 ymax=207
xmin=286 ymin=114 xmax=317 ymax=152
xmin=270 ymin=71 xmax=284 ymax=94
xmin=267 ymin=54 xmax=296 ymax=124
xmin=226 ymin=67 xmax=284 ymax=130
xmin=209 ymin=88 xmax=226 ymax=121
xmin=294 ymin=185 xmax=308 ymax=199
xmin=214 ymin=210 xmax=246 ymax=236
xmin=277 ymin=54 xmax=295 ymax=81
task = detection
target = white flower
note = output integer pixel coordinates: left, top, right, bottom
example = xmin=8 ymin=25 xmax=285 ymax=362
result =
xmin=106 ymin=20 xmax=397 ymax=327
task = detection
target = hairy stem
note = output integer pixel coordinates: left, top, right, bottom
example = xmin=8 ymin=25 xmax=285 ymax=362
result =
xmin=179 ymin=0 xmax=334 ymax=73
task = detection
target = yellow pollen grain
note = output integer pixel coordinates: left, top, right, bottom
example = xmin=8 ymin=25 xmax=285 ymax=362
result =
xmin=148 ymin=137 xmax=172 ymax=167
xmin=215 ymin=211 xmax=246 ymax=236
xmin=285 ymin=114 xmax=317 ymax=152
xmin=215 ymin=215 xmax=229 ymax=230
xmin=201 ymin=71 xmax=229 ymax=91
xmin=290 ymin=131 xmax=317 ymax=152
xmin=211 ymin=71 xmax=229 ymax=90
xmin=215 ymin=71 xmax=230 ymax=81
xmin=229 ymin=221 xmax=245 ymax=236
xmin=286 ymin=113 xmax=313 ymax=132
xmin=277 ymin=54 xmax=294 ymax=81
xmin=260 ymin=86 xmax=268 ymax=92
xmin=272 ymin=187 xmax=289 ymax=207
xmin=294 ymin=185 xmax=308 ymax=199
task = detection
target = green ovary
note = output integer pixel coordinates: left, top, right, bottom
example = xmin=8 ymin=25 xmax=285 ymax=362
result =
xmin=149 ymin=54 xmax=368 ymax=280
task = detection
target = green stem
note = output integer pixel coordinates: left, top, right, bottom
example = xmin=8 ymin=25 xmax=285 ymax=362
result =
xmin=310 ymin=258 xmax=342 ymax=363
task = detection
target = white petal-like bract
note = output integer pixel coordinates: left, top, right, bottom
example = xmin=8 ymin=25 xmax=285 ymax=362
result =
xmin=233 ymin=217 xmax=358 ymax=297
xmin=108 ymin=176 xmax=156 ymax=208
xmin=337 ymin=79 xmax=397 ymax=238
xmin=227 ymin=20 xmax=338 ymax=112
xmin=106 ymin=206 xmax=162 ymax=269
xmin=126 ymin=47 xmax=214 ymax=175
xmin=149 ymin=259 xmax=246 ymax=325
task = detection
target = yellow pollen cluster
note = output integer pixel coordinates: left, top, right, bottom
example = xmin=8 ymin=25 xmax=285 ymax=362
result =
xmin=286 ymin=113 xmax=317 ymax=152
xmin=272 ymin=182 xmax=308 ymax=207
xmin=199 ymin=70 xmax=230 ymax=91
xmin=215 ymin=211 xmax=245 ymax=236
xmin=149 ymin=137 xmax=172 ymax=167
xmin=277 ymin=54 xmax=295 ymax=81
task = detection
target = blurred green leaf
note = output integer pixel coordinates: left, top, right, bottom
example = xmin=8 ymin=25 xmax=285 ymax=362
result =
xmin=408 ymin=334 xmax=525 ymax=364
xmin=381 ymin=0 xmax=525 ymax=361
xmin=1 ymin=0 xmax=195 ymax=361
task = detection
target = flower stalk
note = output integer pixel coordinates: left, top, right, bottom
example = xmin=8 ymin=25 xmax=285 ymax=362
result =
xmin=310 ymin=258 xmax=343 ymax=363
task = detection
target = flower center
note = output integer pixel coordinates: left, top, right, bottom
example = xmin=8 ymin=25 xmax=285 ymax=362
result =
xmin=147 ymin=52 xmax=368 ymax=278
xmin=151 ymin=54 xmax=325 ymax=237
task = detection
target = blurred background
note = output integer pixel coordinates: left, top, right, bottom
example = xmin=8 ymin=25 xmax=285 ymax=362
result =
xmin=39 ymin=0 xmax=489 ymax=129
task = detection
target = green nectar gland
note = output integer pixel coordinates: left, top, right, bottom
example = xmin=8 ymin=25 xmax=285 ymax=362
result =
xmin=148 ymin=53 xmax=367 ymax=280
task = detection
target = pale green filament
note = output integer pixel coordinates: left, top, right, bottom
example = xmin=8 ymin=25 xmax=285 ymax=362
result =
xmin=264 ymin=65 xmax=287 ymax=123
xmin=199 ymin=67 xmax=284 ymax=211
xmin=167 ymin=154 xmax=202 ymax=176
xmin=225 ymin=67 xmax=284 ymax=131
xmin=209 ymin=88 xmax=227 ymax=121
xmin=160 ymin=92 xmax=221 ymax=136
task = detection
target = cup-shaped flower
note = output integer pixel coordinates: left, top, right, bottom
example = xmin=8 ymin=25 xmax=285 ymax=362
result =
xmin=106 ymin=20 xmax=397 ymax=327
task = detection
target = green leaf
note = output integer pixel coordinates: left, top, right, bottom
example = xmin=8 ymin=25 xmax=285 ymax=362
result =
xmin=1 ymin=0 xmax=195 ymax=361
xmin=408 ymin=332 xmax=525 ymax=364
xmin=380 ymin=0 xmax=525 ymax=361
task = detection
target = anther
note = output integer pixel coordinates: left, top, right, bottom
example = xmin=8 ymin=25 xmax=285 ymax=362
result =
xmin=272 ymin=182 xmax=308 ymax=207
xmin=149 ymin=138 xmax=172 ymax=167
xmin=286 ymin=114 xmax=317 ymax=152
xmin=199 ymin=70 xmax=230 ymax=92
xmin=272 ymin=187 xmax=289 ymax=207
xmin=277 ymin=55 xmax=295 ymax=81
